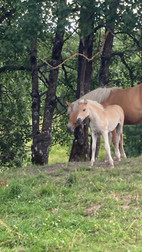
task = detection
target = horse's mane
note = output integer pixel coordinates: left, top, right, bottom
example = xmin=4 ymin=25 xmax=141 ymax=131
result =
xmin=81 ymin=87 xmax=120 ymax=103
xmin=68 ymin=87 xmax=121 ymax=113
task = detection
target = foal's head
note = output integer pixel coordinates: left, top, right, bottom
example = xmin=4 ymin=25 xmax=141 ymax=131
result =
xmin=76 ymin=100 xmax=89 ymax=125
xmin=66 ymin=100 xmax=89 ymax=133
xmin=66 ymin=101 xmax=79 ymax=133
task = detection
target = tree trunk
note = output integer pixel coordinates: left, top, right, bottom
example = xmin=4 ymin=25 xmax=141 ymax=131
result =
xmin=69 ymin=5 xmax=94 ymax=162
xmin=31 ymin=40 xmax=41 ymax=164
xmin=97 ymin=1 xmax=120 ymax=158
xmin=37 ymin=4 xmax=65 ymax=165
xmin=31 ymin=0 xmax=66 ymax=165
xmin=99 ymin=29 xmax=114 ymax=86
xmin=99 ymin=0 xmax=120 ymax=86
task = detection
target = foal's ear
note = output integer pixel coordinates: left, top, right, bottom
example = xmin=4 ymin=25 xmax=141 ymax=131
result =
xmin=66 ymin=101 xmax=73 ymax=107
xmin=78 ymin=99 xmax=88 ymax=105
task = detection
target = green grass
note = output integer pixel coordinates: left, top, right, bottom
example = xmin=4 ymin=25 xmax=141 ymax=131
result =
xmin=49 ymin=144 xmax=69 ymax=164
xmin=0 ymin=157 xmax=142 ymax=251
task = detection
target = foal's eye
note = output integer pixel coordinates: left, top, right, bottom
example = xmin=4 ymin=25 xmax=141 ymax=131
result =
xmin=83 ymin=108 xmax=86 ymax=112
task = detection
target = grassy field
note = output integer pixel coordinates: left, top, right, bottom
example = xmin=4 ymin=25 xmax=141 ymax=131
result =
xmin=0 ymin=156 xmax=142 ymax=252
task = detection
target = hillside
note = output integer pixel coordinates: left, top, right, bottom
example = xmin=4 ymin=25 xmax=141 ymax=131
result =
xmin=0 ymin=157 xmax=142 ymax=251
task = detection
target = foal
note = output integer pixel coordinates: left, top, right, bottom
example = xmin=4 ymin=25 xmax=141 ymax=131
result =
xmin=75 ymin=99 xmax=126 ymax=167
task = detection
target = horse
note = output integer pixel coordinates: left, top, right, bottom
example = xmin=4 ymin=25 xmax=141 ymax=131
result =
xmin=72 ymin=99 xmax=126 ymax=167
xmin=67 ymin=83 xmax=142 ymax=131
xmin=67 ymin=83 xmax=142 ymax=159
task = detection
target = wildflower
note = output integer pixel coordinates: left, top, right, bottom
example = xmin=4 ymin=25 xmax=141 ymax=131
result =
xmin=13 ymin=225 xmax=18 ymax=229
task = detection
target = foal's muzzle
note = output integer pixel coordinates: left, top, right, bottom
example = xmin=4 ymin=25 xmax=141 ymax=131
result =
xmin=76 ymin=118 xmax=82 ymax=125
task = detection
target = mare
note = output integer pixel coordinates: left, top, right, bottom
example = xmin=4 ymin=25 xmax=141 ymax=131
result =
xmin=67 ymin=83 xmax=142 ymax=131
xmin=67 ymin=83 xmax=142 ymax=158
xmin=70 ymin=99 xmax=126 ymax=167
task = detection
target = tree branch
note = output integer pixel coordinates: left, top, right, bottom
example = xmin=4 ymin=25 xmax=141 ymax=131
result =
xmin=0 ymin=65 xmax=30 ymax=73
xmin=112 ymin=51 xmax=134 ymax=86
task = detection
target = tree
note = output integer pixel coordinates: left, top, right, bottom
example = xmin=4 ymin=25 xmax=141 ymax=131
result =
xmin=0 ymin=0 xmax=32 ymax=166
xmin=32 ymin=0 xmax=67 ymax=164
xmin=69 ymin=0 xmax=95 ymax=161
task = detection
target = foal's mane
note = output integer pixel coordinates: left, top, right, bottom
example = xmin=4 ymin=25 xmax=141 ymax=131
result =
xmin=79 ymin=99 xmax=104 ymax=110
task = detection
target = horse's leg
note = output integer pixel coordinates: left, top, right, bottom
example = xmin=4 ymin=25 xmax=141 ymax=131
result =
xmin=91 ymin=131 xmax=97 ymax=166
xmin=112 ymin=129 xmax=120 ymax=160
xmin=105 ymin=132 xmax=112 ymax=162
xmin=95 ymin=135 xmax=101 ymax=159
xmin=119 ymin=132 xmax=127 ymax=158
xmin=114 ymin=124 xmax=121 ymax=161
xmin=102 ymin=131 xmax=114 ymax=167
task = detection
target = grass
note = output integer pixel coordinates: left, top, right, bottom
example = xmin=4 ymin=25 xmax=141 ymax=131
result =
xmin=49 ymin=144 xmax=69 ymax=164
xmin=0 ymin=156 xmax=142 ymax=251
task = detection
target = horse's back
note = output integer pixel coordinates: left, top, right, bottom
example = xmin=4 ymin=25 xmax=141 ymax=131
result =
xmin=102 ymin=84 xmax=142 ymax=124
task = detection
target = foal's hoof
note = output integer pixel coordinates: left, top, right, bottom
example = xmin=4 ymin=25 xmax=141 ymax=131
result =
xmin=90 ymin=161 xmax=94 ymax=167
xmin=114 ymin=156 xmax=121 ymax=161
xmin=110 ymin=162 xmax=114 ymax=168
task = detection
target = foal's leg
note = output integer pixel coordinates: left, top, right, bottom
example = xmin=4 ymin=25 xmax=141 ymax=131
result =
xmin=114 ymin=125 xmax=121 ymax=161
xmin=102 ymin=131 xmax=114 ymax=167
xmin=91 ymin=132 xmax=97 ymax=166
xmin=119 ymin=132 xmax=127 ymax=158
xmin=105 ymin=132 xmax=112 ymax=162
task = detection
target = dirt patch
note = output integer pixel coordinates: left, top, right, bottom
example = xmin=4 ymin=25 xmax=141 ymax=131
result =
xmin=42 ymin=160 xmax=121 ymax=176
xmin=111 ymin=193 xmax=139 ymax=210
xmin=85 ymin=204 xmax=101 ymax=216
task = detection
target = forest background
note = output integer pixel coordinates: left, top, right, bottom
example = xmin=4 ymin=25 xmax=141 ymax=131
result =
xmin=0 ymin=0 xmax=142 ymax=167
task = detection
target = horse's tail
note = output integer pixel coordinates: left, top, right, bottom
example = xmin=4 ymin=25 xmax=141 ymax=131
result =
xmin=81 ymin=87 xmax=119 ymax=104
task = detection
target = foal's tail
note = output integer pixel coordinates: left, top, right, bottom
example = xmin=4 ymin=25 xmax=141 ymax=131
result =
xmin=116 ymin=123 xmax=122 ymax=135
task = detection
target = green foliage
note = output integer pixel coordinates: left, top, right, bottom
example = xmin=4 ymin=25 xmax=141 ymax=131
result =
xmin=124 ymin=124 xmax=142 ymax=157
xmin=0 ymin=72 xmax=31 ymax=167
xmin=0 ymin=157 xmax=142 ymax=250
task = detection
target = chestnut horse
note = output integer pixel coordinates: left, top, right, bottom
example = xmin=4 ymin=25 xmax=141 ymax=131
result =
xmin=67 ymin=83 xmax=142 ymax=131
xmin=67 ymin=83 xmax=142 ymax=159
xmin=69 ymin=99 xmax=126 ymax=167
